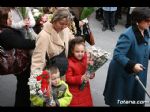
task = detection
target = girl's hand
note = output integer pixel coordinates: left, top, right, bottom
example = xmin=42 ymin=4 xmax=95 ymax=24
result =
xmin=81 ymin=74 xmax=89 ymax=83
xmin=133 ymin=64 xmax=144 ymax=73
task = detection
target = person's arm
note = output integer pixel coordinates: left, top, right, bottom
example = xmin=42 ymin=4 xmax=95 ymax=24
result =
xmin=66 ymin=65 xmax=82 ymax=85
xmin=31 ymin=32 xmax=49 ymax=72
xmin=0 ymin=29 xmax=35 ymax=49
xmin=113 ymin=34 xmax=136 ymax=73
xmin=56 ymin=82 xmax=72 ymax=107
xmin=79 ymin=18 xmax=88 ymax=28
xmin=9 ymin=38 xmax=35 ymax=49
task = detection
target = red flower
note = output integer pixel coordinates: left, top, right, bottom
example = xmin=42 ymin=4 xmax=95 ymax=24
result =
xmin=36 ymin=70 xmax=50 ymax=93
xmin=42 ymin=70 xmax=49 ymax=75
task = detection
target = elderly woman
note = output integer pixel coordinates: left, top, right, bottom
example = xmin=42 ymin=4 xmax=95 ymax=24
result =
xmin=31 ymin=8 xmax=74 ymax=79
xmin=103 ymin=7 xmax=150 ymax=106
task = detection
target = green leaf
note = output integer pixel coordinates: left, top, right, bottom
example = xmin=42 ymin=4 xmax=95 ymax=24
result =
xmin=80 ymin=7 xmax=95 ymax=20
xmin=19 ymin=7 xmax=27 ymax=19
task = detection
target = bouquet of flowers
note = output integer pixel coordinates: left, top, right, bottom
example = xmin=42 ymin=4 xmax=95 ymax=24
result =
xmin=80 ymin=46 xmax=110 ymax=90
xmin=28 ymin=68 xmax=55 ymax=106
xmin=32 ymin=9 xmax=43 ymax=22
xmin=87 ymin=46 xmax=110 ymax=73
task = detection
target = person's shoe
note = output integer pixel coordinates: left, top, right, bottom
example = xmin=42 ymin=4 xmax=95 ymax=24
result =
xmin=110 ymin=27 xmax=115 ymax=32
xmin=102 ymin=26 xmax=107 ymax=31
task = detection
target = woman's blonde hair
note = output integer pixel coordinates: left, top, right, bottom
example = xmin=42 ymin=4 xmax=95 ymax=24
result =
xmin=51 ymin=8 xmax=73 ymax=23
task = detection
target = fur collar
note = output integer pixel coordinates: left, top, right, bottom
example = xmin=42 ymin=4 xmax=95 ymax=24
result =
xmin=132 ymin=24 xmax=150 ymax=44
xmin=43 ymin=21 xmax=65 ymax=48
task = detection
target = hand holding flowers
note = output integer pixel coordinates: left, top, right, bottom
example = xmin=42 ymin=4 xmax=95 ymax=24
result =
xmin=80 ymin=46 xmax=110 ymax=90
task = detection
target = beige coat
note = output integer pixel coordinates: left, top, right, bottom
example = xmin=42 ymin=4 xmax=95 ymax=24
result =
xmin=31 ymin=21 xmax=74 ymax=72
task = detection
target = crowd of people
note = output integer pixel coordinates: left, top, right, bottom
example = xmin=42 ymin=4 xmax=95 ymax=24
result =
xmin=0 ymin=7 xmax=150 ymax=107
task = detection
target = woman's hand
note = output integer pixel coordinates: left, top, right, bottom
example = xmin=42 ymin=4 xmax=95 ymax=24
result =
xmin=133 ymin=64 xmax=144 ymax=73
xmin=79 ymin=21 xmax=86 ymax=27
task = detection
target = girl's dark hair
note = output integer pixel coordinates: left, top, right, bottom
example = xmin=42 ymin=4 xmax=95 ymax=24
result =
xmin=68 ymin=36 xmax=85 ymax=57
xmin=0 ymin=7 xmax=11 ymax=28
xmin=131 ymin=7 xmax=150 ymax=25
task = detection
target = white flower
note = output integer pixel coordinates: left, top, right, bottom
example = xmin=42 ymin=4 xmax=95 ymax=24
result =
xmin=30 ymin=89 xmax=37 ymax=95
xmin=32 ymin=9 xmax=40 ymax=14
xmin=29 ymin=77 xmax=36 ymax=81
xmin=87 ymin=46 xmax=110 ymax=74
xmin=38 ymin=90 xmax=43 ymax=96
xmin=31 ymin=68 xmax=42 ymax=77
xmin=29 ymin=83 xmax=37 ymax=90
xmin=36 ymin=82 xmax=41 ymax=89
xmin=34 ymin=12 xmax=42 ymax=17
xmin=28 ymin=82 xmax=34 ymax=86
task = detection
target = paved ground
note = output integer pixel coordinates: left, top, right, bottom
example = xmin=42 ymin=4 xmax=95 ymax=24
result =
xmin=0 ymin=11 xmax=150 ymax=107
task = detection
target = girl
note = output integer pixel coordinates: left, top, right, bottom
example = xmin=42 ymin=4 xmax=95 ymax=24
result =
xmin=66 ymin=37 xmax=94 ymax=106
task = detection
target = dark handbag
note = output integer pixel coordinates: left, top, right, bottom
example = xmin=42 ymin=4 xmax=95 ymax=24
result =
xmin=46 ymin=50 xmax=68 ymax=77
xmin=0 ymin=46 xmax=30 ymax=75
xmin=83 ymin=23 xmax=95 ymax=45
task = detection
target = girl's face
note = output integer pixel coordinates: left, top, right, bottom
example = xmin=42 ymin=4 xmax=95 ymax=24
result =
xmin=7 ymin=12 xmax=12 ymax=26
xmin=51 ymin=72 xmax=60 ymax=87
xmin=53 ymin=18 xmax=69 ymax=33
xmin=73 ymin=44 xmax=85 ymax=60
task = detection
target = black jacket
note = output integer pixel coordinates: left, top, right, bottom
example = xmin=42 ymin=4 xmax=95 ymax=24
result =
xmin=0 ymin=26 xmax=35 ymax=50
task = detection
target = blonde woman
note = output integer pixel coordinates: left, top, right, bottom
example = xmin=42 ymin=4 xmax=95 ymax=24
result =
xmin=31 ymin=8 xmax=74 ymax=80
